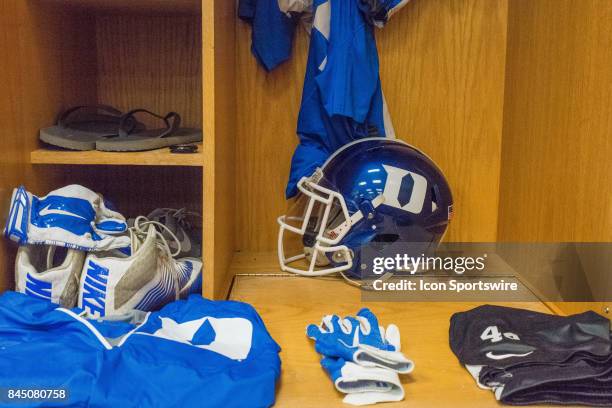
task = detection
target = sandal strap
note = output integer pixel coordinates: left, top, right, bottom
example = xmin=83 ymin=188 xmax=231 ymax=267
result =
xmin=118 ymin=109 xmax=181 ymax=138
xmin=57 ymin=105 xmax=123 ymax=128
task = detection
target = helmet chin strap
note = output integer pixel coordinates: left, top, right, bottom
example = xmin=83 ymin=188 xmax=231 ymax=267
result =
xmin=304 ymin=246 xmax=331 ymax=266
xmin=324 ymin=194 xmax=386 ymax=242
xmin=324 ymin=194 xmax=388 ymax=288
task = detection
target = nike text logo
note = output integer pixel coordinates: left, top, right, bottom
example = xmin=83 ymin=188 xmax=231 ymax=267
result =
xmin=81 ymin=260 xmax=109 ymax=317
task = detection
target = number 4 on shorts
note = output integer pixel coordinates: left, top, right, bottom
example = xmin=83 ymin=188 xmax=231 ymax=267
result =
xmin=480 ymin=326 xmax=520 ymax=343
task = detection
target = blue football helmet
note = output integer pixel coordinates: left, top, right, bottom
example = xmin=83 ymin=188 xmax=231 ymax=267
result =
xmin=277 ymin=138 xmax=453 ymax=279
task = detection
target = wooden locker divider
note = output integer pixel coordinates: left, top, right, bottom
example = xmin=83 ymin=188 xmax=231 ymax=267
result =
xmin=202 ymin=0 xmax=237 ymax=299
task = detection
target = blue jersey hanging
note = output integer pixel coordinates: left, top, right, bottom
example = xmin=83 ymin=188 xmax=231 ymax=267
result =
xmin=287 ymin=0 xmax=398 ymax=197
xmin=240 ymin=0 xmax=411 ymax=198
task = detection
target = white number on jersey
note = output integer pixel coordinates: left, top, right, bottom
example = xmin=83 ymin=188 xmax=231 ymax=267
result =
xmin=480 ymin=326 xmax=521 ymax=343
xmin=480 ymin=326 xmax=503 ymax=343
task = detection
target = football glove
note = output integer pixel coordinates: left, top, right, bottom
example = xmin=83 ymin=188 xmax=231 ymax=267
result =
xmin=5 ymin=185 xmax=130 ymax=251
xmin=320 ymin=356 xmax=405 ymax=406
xmin=307 ymin=308 xmax=414 ymax=373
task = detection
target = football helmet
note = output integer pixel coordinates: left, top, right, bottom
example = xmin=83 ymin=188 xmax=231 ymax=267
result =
xmin=277 ymin=138 xmax=453 ymax=279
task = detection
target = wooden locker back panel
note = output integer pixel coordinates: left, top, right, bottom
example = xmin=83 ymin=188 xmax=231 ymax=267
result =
xmin=96 ymin=14 xmax=203 ymax=130
xmin=500 ymin=0 xmax=612 ymax=318
xmin=500 ymin=0 xmax=612 ymax=242
xmin=0 ymin=1 xmax=97 ymax=289
xmin=235 ymin=0 xmax=509 ymax=252
xmin=50 ymin=166 xmax=203 ymax=218
xmin=89 ymin=13 xmax=204 ymax=216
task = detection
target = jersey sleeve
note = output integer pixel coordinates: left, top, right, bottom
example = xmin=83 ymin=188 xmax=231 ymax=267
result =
xmin=239 ymin=0 xmax=298 ymax=71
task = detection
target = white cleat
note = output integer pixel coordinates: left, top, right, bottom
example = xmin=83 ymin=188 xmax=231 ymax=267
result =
xmin=78 ymin=217 xmax=203 ymax=318
xmin=16 ymin=245 xmax=85 ymax=307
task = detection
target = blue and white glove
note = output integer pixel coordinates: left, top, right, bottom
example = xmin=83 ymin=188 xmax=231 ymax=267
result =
xmin=4 ymin=185 xmax=130 ymax=251
xmin=320 ymin=356 xmax=404 ymax=406
xmin=307 ymin=308 xmax=414 ymax=374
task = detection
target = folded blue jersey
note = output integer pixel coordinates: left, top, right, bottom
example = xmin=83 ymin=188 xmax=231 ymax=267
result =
xmin=0 ymin=292 xmax=281 ymax=408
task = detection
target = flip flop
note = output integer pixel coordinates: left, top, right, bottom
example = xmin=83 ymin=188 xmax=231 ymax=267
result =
xmin=95 ymin=109 xmax=202 ymax=152
xmin=39 ymin=105 xmax=142 ymax=151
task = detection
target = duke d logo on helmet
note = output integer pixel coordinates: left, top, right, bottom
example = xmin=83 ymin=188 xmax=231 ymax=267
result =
xmin=381 ymin=165 xmax=427 ymax=214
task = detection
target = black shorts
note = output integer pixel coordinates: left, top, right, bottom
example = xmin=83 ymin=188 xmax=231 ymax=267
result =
xmin=450 ymin=305 xmax=612 ymax=406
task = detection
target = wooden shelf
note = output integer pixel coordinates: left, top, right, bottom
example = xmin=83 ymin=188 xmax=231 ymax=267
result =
xmin=229 ymin=251 xmax=546 ymax=301
xmin=229 ymin=274 xmax=557 ymax=408
xmin=30 ymin=145 xmax=204 ymax=167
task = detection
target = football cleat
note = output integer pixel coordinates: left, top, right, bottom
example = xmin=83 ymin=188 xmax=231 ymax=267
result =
xmin=78 ymin=217 xmax=202 ymax=318
xmin=15 ymin=244 xmax=86 ymax=307
xmin=131 ymin=208 xmax=202 ymax=258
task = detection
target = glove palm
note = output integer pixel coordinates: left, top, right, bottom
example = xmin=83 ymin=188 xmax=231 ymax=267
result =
xmin=320 ymin=356 xmax=404 ymax=406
